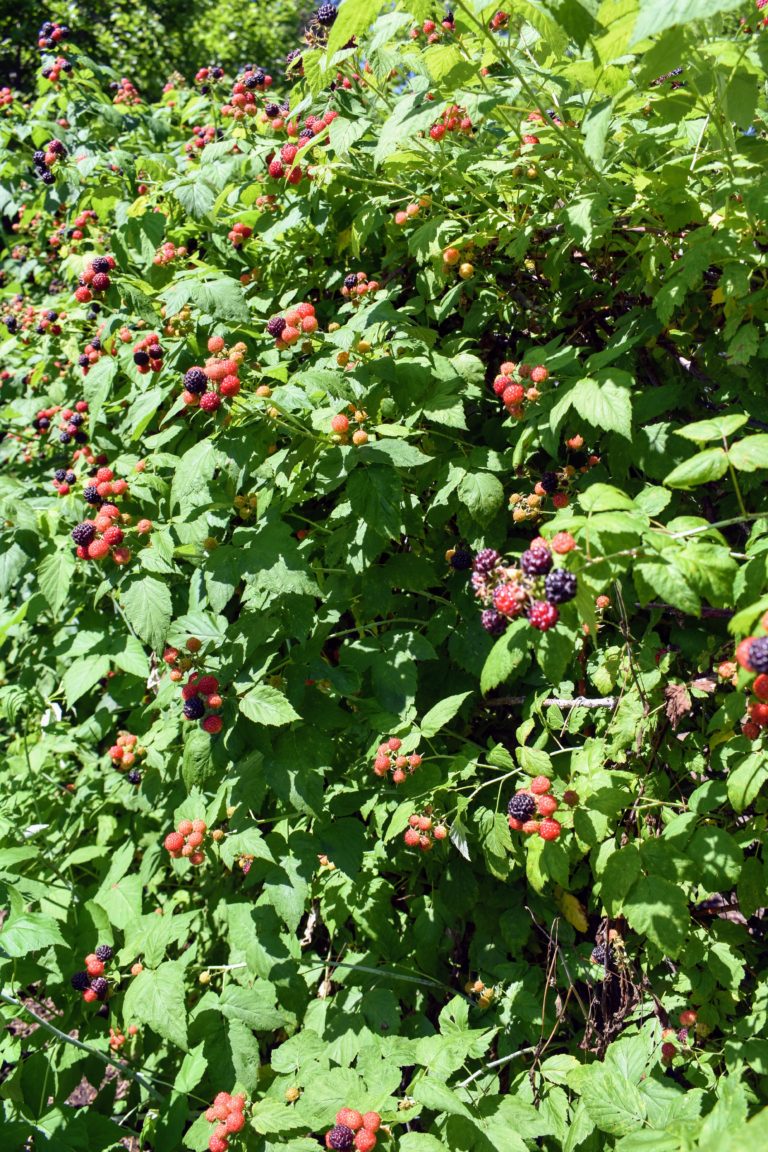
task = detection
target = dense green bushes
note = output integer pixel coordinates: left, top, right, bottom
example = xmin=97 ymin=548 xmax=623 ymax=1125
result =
xmin=2 ymin=1 xmax=768 ymax=1150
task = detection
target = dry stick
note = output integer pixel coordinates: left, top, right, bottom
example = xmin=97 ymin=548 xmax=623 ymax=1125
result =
xmin=0 ymin=989 xmax=163 ymax=1102
xmin=484 ymin=695 xmax=618 ymax=709
xmin=456 ymin=1045 xmax=539 ymax=1089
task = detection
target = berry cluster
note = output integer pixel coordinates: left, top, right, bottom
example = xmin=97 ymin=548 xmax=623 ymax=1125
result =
xmin=220 ymin=65 xmax=278 ymax=120
xmin=181 ymin=672 xmax=224 ymax=734
xmin=429 ymin=103 xmax=473 ymax=141
xmin=393 ymin=196 xmax=430 ymax=226
xmin=491 ymin=360 xmax=549 ymax=419
xmin=441 ymin=245 xmax=474 ymax=280
xmin=471 ymin=539 xmax=577 ymax=636
xmin=341 ymin=271 xmax=381 ymax=299
xmin=153 ymin=240 xmax=188 ymax=265
xmin=661 ymin=1010 xmax=700 ymax=1064
xmin=233 ymin=492 xmax=259 ymax=520
xmin=133 ymin=332 xmax=165 ymax=374
xmin=490 ymin=11 xmax=509 ymax=30
xmin=108 ymin=730 xmax=145 ymax=784
xmin=507 ymin=776 xmax=561 ymax=840
xmin=325 ymin=1109 xmax=381 ymax=1151
xmin=508 ymin=468 xmax=573 ymax=522
xmin=180 ymin=336 xmax=246 ymax=411
xmin=51 ymin=208 xmax=99 ymax=249
xmin=228 ymin=222 xmax=252 ymax=247
xmin=33 ymin=139 xmax=65 ymax=187
xmin=184 ymin=124 xmax=222 ymax=154
xmin=109 ymin=1023 xmax=138 ymax=1050
xmin=82 ymin=465 xmax=129 ymax=506
xmin=37 ymin=18 xmax=69 ymax=51
xmin=265 ymin=301 xmax=318 ymax=348
xmin=74 ymin=254 xmax=116 ymax=304
xmin=463 ymin=977 xmax=496 ymax=1009
xmin=1 ymin=87 xmax=14 ymax=110
xmin=77 ymin=335 xmax=106 ymax=376
xmin=735 ymin=618 xmax=768 ymax=738
xmin=70 ymin=944 xmax=113 ymax=1003
xmin=373 ymin=737 xmax=422 ymax=783
xmin=56 ymin=400 xmax=90 ymax=446
xmin=204 ymin=1091 xmax=247 ymax=1152
xmin=162 ymin=639 xmax=200 ymax=682
xmin=71 ymin=503 xmax=131 ymax=565
xmin=330 ymin=408 xmax=369 ymax=446
xmin=403 ymin=811 xmax=448 ymax=850
xmin=410 ymin=12 xmax=455 ymax=42
xmin=194 ymin=64 xmax=226 ymax=91
xmin=164 ymin=818 xmax=208 ymax=865
xmin=111 ymin=78 xmax=141 ymax=105
xmin=52 ymin=467 xmax=76 ymax=495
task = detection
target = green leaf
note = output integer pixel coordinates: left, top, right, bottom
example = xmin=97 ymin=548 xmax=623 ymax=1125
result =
xmin=676 ymin=414 xmax=748 ymax=442
xmin=182 ymin=727 xmax=215 ymax=791
xmin=663 ymin=448 xmax=729 ymax=488
xmin=0 ymin=912 xmax=65 ymax=957
xmin=631 ymin=0 xmax=745 ymax=44
xmin=634 ymin=559 xmax=700 ymax=615
xmin=480 ymin=620 xmax=530 ymax=694
xmin=457 ymin=472 xmax=505 ymax=525
xmin=63 ymin=654 xmax=111 ymax=708
xmin=38 ymin=549 xmax=76 ymax=615
xmin=121 ymin=577 xmax=172 ymax=652
xmin=240 ymin=683 xmax=301 ymax=727
xmin=413 ymin=1077 xmax=472 ymax=1119
xmin=577 ymin=1068 xmax=647 ymax=1136
xmin=169 ymin=176 xmax=216 ymax=219
xmin=582 ymin=98 xmax=613 ymax=168
xmin=122 ymin=962 xmax=188 ymax=1050
xmin=623 ymin=876 xmax=689 ymax=956
xmin=686 ymin=826 xmax=742 ymax=889
xmin=728 ymin=435 xmax=768 ymax=473
xmin=570 ymin=377 xmax=632 ymax=438
xmin=727 ymin=754 xmax=768 ymax=813
xmin=420 ymin=692 xmax=472 ymax=738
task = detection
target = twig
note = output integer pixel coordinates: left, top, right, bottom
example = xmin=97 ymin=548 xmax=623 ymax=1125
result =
xmin=456 ymin=1045 xmax=539 ymax=1089
xmin=0 ymin=989 xmax=163 ymax=1102
xmin=485 ymin=695 xmax=617 ymax=709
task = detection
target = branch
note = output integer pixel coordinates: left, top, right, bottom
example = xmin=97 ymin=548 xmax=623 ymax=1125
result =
xmin=484 ymin=695 xmax=617 ymax=709
xmin=0 ymin=990 xmax=163 ymax=1102
xmin=456 ymin=1045 xmax=539 ymax=1089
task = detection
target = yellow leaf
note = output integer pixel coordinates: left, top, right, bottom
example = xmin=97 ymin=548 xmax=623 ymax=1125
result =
xmin=554 ymin=886 xmax=589 ymax=933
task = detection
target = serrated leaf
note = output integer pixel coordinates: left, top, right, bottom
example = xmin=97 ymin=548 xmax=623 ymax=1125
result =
xmin=122 ymin=962 xmax=188 ymax=1050
xmin=420 ymin=691 xmax=472 ymax=738
xmin=570 ymin=377 xmax=632 ymax=438
xmin=240 ymin=684 xmax=301 ymax=727
xmin=480 ymin=620 xmax=530 ymax=693
xmin=664 ymin=448 xmax=729 ymax=488
xmin=121 ymin=577 xmax=172 ymax=652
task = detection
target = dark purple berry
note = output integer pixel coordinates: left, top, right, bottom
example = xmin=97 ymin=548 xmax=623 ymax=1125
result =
xmin=508 ymin=792 xmax=536 ymax=821
xmin=473 ymin=548 xmax=501 ymax=575
xmin=450 ymin=548 xmax=473 ymax=571
xmin=520 ymin=547 xmax=552 ymax=576
xmin=544 ymin=568 xmax=577 ymax=605
xmin=71 ymin=521 xmax=96 ymax=545
xmin=183 ymin=367 xmax=208 ymax=394
xmin=266 ymin=315 xmax=287 ymax=338
xmin=91 ymin=256 xmax=110 ymax=274
xmin=481 ymin=608 xmax=507 ymax=636
xmin=95 ymin=944 xmax=114 ymax=962
xmin=90 ymin=976 xmax=108 ymax=999
xmin=326 ymin=1126 xmax=354 ymax=1151
xmin=70 ymin=970 xmax=90 ymax=991
xmin=317 ymin=4 xmax=338 ymax=27
xmin=83 ymin=484 xmax=101 ymax=505
xmin=183 ymin=696 xmax=206 ymax=720
xmin=747 ymin=637 xmax=768 ymax=674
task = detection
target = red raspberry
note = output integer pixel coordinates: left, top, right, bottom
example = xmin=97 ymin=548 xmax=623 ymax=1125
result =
xmin=530 ymin=365 xmax=549 ymax=384
xmin=539 ymin=818 xmax=561 ymax=841
xmin=493 ymin=584 xmax=524 ymax=617
xmin=527 ymin=601 xmax=559 ymax=631
xmin=373 ymin=755 xmax=390 ymax=775
xmin=736 ymin=638 xmax=756 ymax=669
xmin=202 ymin=715 xmax=223 ymax=734
xmin=679 ymin=1009 xmax=697 ymax=1027
xmin=536 ymin=795 xmax=558 ymax=817
xmin=430 ymin=123 xmax=446 ymax=140
xmin=529 ymin=776 xmax=551 ymax=794
xmin=754 ymin=674 xmax=768 ymax=700
xmin=749 ymin=701 xmax=768 ymax=727
xmin=208 ymin=1137 xmax=228 ymax=1152
xmin=220 ymin=375 xmax=240 ymax=397
xmin=87 ymin=538 xmax=110 ymax=560
xmin=225 ymin=1111 xmax=244 ymax=1133
xmin=91 ymin=272 xmax=110 ymax=292
xmin=164 ymin=832 xmax=184 ymax=852
xmin=74 ymin=286 xmax=92 ymax=303
xmin=508 ymin=816 xmax=523 ymax=831
xmin=178 ymin=818 xmax=194 ymax=835
xmin=492 ymin=374 xmax=511 ymax=395
xmin=336 ymin=1109 xmax=364 ymax=1131
xmin=354 ymin=1132 xmax=377 ymax=1152
xmin=502 ymin=384 xmax=525 ymax=407
xmin=83 ymin=988 xmax=98 ymax=1003
xmin=521 ymin=820 xmax=540 ymax=834
xmin=207 ymin=694 xmax=223 ymax=709
xmin=102 ymin=525 xmax=123 ymax=546
xmin=96 ymin=467 xmax=113 ymax=482
xmin=268 ymin=158 xmax=285 ymax=177
xmin=331 ymin=414 xmax=349 ymax=433
xmin=197 ymin=675 xmax=219 ymax=696
xmin=182 ymin=682 xmax=200 ymax=701
xmin=404 ymin=827 xmax=420 ymax=846
xmin=200 ymin=392 xmax=221 ymax=412
xmin=433 ymin=824 xmax=447 ymax=840
xmin=229 ymin=1094 xmax=246 ymax=1112
xmin=387 ymin=737 xmax=402 ymax=751
xmin=550 ymin=531 xmax=576 ymax=554
xmin=661 ymin=1042 xmax=676 ymax=1062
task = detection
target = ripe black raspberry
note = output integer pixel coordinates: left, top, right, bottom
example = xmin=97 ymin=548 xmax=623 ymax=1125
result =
xmin=65 ymin=472 xmax=76 ymax=484
xmin=126 ymin=769 xmax=142 ymax=784
xmin=71 ymin=522 xmax=96 ymax=546
xmin=183 ymin=696 xmax=206 ymax=720
xmin=266 ymin=315 xmax=287 ymax=338
xmin=83 ymin=485 xmax=101 ymax=505
xmin=540 ymin=471 xmax=559 ymax=494
xmin=133 ymin=350 xmax=150 ymax=366
xmin=317 ymin=4 xmax=338 ymax=26
xmin=747 ymin=637 xmax=768 ymax=674
xmin=59 ymin=431 xmax=71 ymax=444
xmin=148 ymin=344 xmax=163 ymax=360
xmin=508 ymin=792 xmax=536 ymax=821
xmin=326 ymin=1126 xmax=354 ymax=1151
xmin=473 ymin=548 xmax=501 ymax=575
xmin=95 ymin=944 xmax=114 ymax=962
xmin=54 ymin=468 xmax=66 ymax=482
xmin=4 ymin=317 xmax=17 ymax=333
xmin=70 ymin=970 xmax=90 ymax=991
xmin=544 ymin=569 xmax=577 ymax=605
xmin=183 ymin=367 xmax=208 ymax=394
xmin=78 ymin=353 xmax=90 ymax=367
xmin=520 ymin=547 xmax=552 ymax=576
xmin=91 ymin=256 xmax=111 ymax=274
xmin=450 ymin=548 xmax=473 ymax=571
xmin=90 ymin=976 xmax=108 ymax=999
xmin=481 ymin=608 xmax=507 ymax=636
xmin=264 ymin=102 xmax=280 ymax=117
xmin=70 ymin=413 xmax=83 ymax=427
xmin=344 ymin=274 xmax=357 ymax=289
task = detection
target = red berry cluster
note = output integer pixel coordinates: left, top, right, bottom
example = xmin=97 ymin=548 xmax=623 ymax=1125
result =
xmin=59 ymin=208 xmax=98 ymax=246
xmin=507 ymin=776 xmax=562 ymax=840
xmin=341 ymin=271 xmax=381 ymax=300
xmin=228 ymin=222 xmax=252 ymax=247
xmin=265 ymin=301 xmax=318 ymax=347
xmin=325 ymin=1108 xmax=381 ymax=1151
xmin=38 ymin=19 xmax=68 ymax=50
xmin=153 ymin=240 xmax=188 ymax=265
xmin=410 ymin=13 xmax=455 ymax=42
xmin=329 ymin=408 xmax=369 ymax=445
xmin=70 ymin=943 xmax=114 ymax=1003
xmin=52 ymin=466 xmax=76 ymax=495
xmin=471 ymin=538 xmax=578 ymax=637
xmin=112 ymin=78 xmax=141 ymax=105
xmin=373 ymin=737 xmax=422 ymax=784
xmin=394 ymin=198 xmax=430 ymax=226
xmin=31 ymin=403 xmax=62 ymax=436
xmin=108 ymin=730 xmax=144 ymax=769
xmin=181 ymin=337 xmax=247 ymax=411
xmin=185 ymin=124 xmax=219 ymax=154
xmin=491 ymin=360 xmax=549 ymax=419
xmin=205 ymin=1091 xmax=247 ymax=1152
xmin=734 ymin=616 xmax=768 ymax=738
xmin=429 ymin=103 xmax=473 ymax=141
xmin=77 ymin=336 xmax=106 ymax=376
xmin=181 ymin=672 xmax=225 ymax=734
xmin=202 ymin=1087 xmax=245 ymax=1152
xmin=133 ymin=332 xmax=164 ymax=375
xmin=86 ymin=465 xmax=130 ymax=503
xmin=404 ymin=812 xmax=448 ymax=850
xmin=72 ymin=502 xmax=132 ymax=564
xmin=509 ymin=469 xmax=574 ymax=523
xmin=490 ymin=11 xmax=509 ymax=30
xmin=1 ymin=86 xmax=14 ymax=110
xmin=220 ymin=65 xmax=274 ymax=116
xmin=164 ymin=818 xmax=208 ymax=865
xmin=73 ymin=254 xmax=116 ymax=304
xmin=41 ymin=53 xmax=71 ymax=83
xmin=56 ymin=400 xmax=90 ymax=446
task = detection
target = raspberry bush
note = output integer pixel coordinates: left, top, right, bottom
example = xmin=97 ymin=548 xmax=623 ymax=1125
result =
xmin=2 ymin=1 xmax=768 ymax=1149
